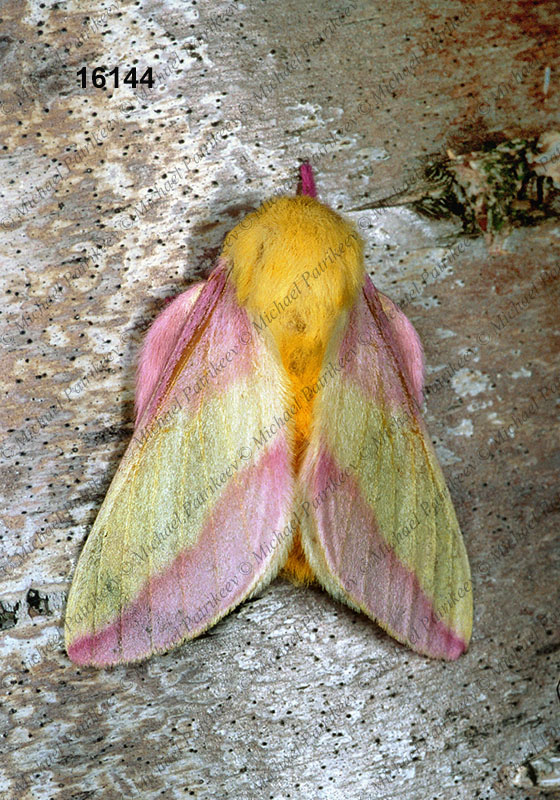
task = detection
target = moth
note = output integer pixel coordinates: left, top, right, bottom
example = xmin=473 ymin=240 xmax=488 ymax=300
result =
xmin=65 ymin=164 xmax=472 ymax=667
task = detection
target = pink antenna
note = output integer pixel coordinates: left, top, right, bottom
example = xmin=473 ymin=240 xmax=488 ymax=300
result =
xmin=299 ymin=162 xmax=317 ymax=198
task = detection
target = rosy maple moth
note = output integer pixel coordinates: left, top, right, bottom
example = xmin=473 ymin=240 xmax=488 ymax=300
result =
xmin=65 ymin=163 xmax=472 ymax=667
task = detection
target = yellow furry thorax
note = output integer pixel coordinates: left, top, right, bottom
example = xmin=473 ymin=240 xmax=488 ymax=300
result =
xmin=221 ymin=194 xmax=365 ymax=370
xmin=221 ymin=194 xmax=366 ymax=585
xmin=221 ymin=193 xmax=364 ymax=396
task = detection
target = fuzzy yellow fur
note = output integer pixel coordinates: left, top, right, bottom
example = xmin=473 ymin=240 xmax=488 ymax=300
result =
xmin=222 ymin=195 xmax=365 ymax=583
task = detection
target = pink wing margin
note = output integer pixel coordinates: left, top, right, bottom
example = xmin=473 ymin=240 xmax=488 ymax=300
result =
xmin=135 ymin=282 xmax=205 ymax=424
xmin=375 ymin=286 xmax=425 ymax=409
xmin=66 ymin=260 xmax=295 ymax=667
xmin=299 ymin=275 xmax=471 ymax=660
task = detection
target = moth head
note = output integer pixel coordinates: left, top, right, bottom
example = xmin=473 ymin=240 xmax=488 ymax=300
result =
xmin=221 ymin=194 xmax=365 ymax=314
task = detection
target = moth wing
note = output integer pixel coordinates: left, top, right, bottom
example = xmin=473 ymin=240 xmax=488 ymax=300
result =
xmin=376 ymin=290 xmax=424 ymax=407
xmin=299 ymin=276 xmax=472 ymax=659
xmin=65 ymin=261 xmax=296 ymax=667
xmin=135 ymin=282 xmax=205 ymax=424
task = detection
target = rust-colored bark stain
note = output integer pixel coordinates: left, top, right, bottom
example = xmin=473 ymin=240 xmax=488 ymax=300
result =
xmin=510 ymin=0 xmax=558 ymax=44
xmin=1 ymin=0 xmax=559 ymax=798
